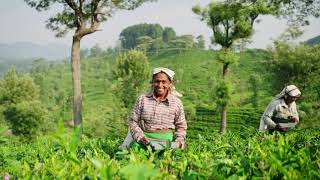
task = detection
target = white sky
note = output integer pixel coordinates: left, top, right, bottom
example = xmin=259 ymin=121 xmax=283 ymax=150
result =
xmin=0 ymin=0 xmax=319 ymax=49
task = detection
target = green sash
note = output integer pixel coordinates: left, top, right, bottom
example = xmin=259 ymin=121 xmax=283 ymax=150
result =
xmin=131 ymin=132 xmax=173 ymax=149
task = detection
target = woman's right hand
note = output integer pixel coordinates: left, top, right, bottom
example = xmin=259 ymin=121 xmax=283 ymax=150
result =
xmin=138 ymin=137 xmax=150 ymax=146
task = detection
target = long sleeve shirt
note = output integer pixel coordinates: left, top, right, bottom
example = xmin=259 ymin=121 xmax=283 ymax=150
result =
xmin=261 ymin=98 xmax=299 ymax=129
xmin=129 ymin=93 xmax=187 ymax=146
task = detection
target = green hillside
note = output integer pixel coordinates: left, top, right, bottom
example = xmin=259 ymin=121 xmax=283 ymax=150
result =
xmin=17 ymin=48 xmax=276 ymax=138
xmin=1 ymin=48 xmax=319 ymax=179
xmin=3 ymin=47 xmax=317 ymax=137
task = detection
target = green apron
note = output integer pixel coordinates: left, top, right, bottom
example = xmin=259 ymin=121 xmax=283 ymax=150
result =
xmin=131 ymin=132 xmax=173 ymax=150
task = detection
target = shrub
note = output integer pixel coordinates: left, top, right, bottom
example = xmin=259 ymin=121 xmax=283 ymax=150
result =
xmin=0 ymin=68 xmax=39 ymax=105
xmin=115 ymin=50 xmax=149 ymax=109
xmin=3 ymin=100 xmax=46 ymax=137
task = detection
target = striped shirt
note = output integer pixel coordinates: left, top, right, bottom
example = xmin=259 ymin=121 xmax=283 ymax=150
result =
xmin=129 ymin=93 xmax=187 ymax=146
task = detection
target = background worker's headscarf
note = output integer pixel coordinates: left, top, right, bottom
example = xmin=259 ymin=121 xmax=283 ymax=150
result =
xmin=152 ymin=67 xmax=182 ymax=97
xmin=273 ymin=85 xmax=301 ymax=100
xmin=259 ymin=85 xmax=301 ymax=131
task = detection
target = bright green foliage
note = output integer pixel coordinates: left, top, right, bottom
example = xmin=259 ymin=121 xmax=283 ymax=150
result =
xmin=0 ymin=69 xmax=39 ymax=105
xmin=3 ymin=101 xmax=46 ymax=138
xmin=248 ymin=74 xmax=262 ymax=108
xmin=16 ymin=48 xmax=292 ymax=134
xmin=0 ymin=128 xmax=319 ymax=179
xmin=214 ymin=81 xmax=231 ymax=110
xmin=115 ymin=50 xmax=150 ymax=109
xmin=217 ymin=49 xmax=239 ymax=64
xmin=0 ymin=69 xmax=46 ymax=137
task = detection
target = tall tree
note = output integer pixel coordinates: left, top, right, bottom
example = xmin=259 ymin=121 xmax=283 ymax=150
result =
xmin=193 ymin=0 xmax=276 ymax=134
xmin=24 ymin=0 xmax=155 ymax=133
xmin=120 ymin=23 xmax=163 ymax=49
xmin=162 ymin=27 xmax=176 ymax=42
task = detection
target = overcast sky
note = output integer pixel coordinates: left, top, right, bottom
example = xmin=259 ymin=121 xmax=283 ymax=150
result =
xmin=0 ymin=0 xmax=319 ymax=49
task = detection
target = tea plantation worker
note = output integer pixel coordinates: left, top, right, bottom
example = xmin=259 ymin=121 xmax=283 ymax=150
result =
xmin=259 ymin=85 xmax=301 ymax=134
xmin=127 ymin=67 xmax=187 ymax=150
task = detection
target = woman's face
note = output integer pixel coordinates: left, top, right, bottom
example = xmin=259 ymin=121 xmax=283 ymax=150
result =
xmin=286 ymin=95 xmax=299 ymax=105
xmin=152 ymin=72 xmax=171 ymax=98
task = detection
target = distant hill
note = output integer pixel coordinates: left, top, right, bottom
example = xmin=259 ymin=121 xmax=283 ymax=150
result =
xmin=0 ymin=58 xmax=32 ymax=75
xmin=0 ymin=42 xmax=69 ymax=60
xmin=305 ymin=35 xmax=320 ymax=46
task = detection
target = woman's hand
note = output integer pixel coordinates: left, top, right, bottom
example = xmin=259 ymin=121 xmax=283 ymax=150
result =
xmin=275 ymin=124 xmax=289 ymax=132
xmin=289 ymin=116 xmax=299 ymax=123
xmin=138 ymin=137 xmax=150 ymax=146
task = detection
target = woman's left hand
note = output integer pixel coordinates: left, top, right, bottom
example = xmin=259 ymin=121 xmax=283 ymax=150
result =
xmin=289 ymin=116 xmax=299 ymax=123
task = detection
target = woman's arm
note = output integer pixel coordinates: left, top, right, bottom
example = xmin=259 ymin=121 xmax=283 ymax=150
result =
xmin=129 ymin=96 xmax=145 ymax=142
xmin=173 ymin=100 xmax=187 ymax=148
xmin=262 ymin=101 xmax=278 ymax=128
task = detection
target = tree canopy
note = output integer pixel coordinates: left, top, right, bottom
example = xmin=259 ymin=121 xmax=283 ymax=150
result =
xmin=120 ymin=23 xmax=206 ymax=53
xmin=120 ymin=23 xmax=166 ymax=49
xmin=25 ymin=0 xmax=155 ymax=38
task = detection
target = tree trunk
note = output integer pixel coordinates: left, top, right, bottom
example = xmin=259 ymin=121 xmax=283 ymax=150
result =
xmin=220 ymin=63 xmax=229 ymax=134
xmin=222 ymin=63 xmax=229 ymax=79
xmin=71 ymin=36 xmax=83 ymax=133
xmin=220 ymin=107 xmax=227 ymax=134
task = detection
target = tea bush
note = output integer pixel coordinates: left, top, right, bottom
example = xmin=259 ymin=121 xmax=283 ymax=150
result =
xmin=1 ymin=127 xmax=319 ymax=179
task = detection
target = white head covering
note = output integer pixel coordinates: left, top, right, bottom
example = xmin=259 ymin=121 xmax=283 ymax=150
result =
xmin=258 ymin=85 xmax=301 ymax=131
xmin=152 ymin=67 xmax=175 ymax=81
xmin=285 ymin=85 xmax=301 ymax=97
xmin=152 ymin=67 xmax=182 ymax=97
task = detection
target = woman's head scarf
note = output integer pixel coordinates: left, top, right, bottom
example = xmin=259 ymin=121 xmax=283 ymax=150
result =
xmin=274 ymin=85 xmax=301 ymax=100
xmin=151 ymin=67 xmax=182 ymax=97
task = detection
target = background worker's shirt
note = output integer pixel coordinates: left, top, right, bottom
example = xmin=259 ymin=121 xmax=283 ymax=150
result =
xmin=129 ymin=93 xmax=187 ymax=146
xmin=262 ymin=98 xmax=299 ymax=128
